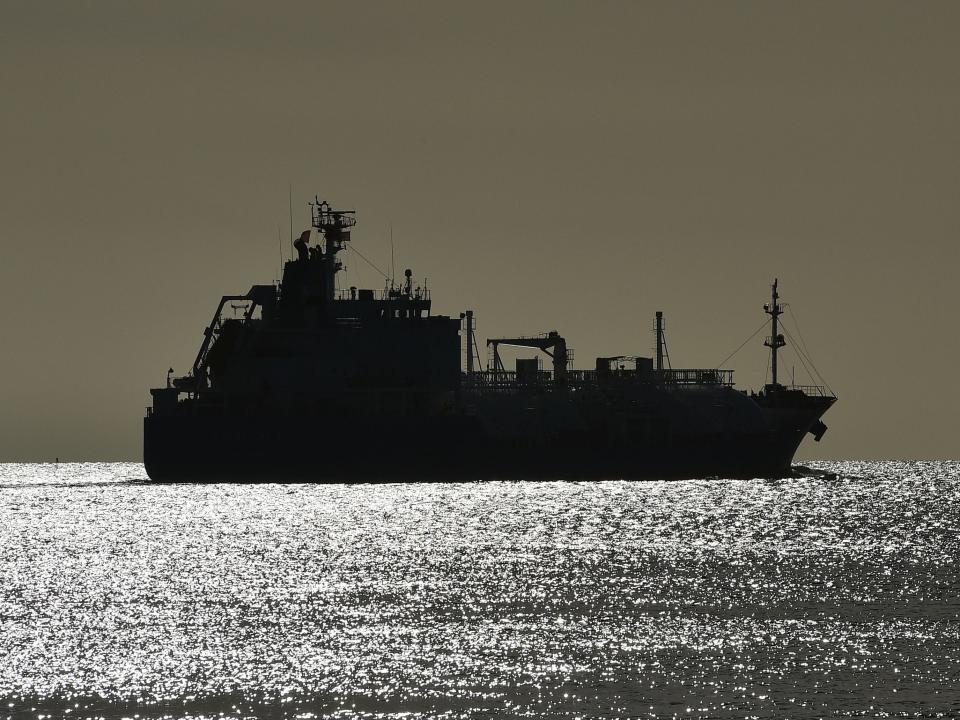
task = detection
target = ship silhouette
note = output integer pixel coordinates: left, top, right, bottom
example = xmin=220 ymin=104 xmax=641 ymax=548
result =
xmin=144 ymin=198 xmax=835 ymax=481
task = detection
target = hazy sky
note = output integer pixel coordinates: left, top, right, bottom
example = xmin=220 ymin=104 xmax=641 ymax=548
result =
xmin=2 ymin=1 xmax=958 ymax=461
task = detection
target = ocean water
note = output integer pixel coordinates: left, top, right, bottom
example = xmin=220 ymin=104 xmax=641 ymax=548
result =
xmin=1 ymin=462 xmax=958 ymax=720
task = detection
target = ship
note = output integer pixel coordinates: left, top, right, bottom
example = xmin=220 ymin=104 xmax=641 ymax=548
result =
xmin=144 ymin=198 xmax=835 ymax=482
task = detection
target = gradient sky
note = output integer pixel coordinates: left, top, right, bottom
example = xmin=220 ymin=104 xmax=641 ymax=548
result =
xmin=2 ymin=1 xmax=959 ymax=461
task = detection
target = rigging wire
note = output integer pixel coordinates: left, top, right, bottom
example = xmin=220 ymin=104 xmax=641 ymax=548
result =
xmin=785 ymin=307 xmax=836 ymax=396
xmin=713 ymin=318 xmax=769 ymax=369
xmin=781 ymin=325 xmax=836 ymax=397
xmin=780 ymin=321 xmax=825 ymax=386
xmin=781 ymin=325 xmax=824 ymax=389
xmin=786 ymin=306 xmax=814 ymax=363
xmin=784 ymin=326 xmax=832 ymax=393
xmin=346 ymin=243 xmax=390 ymax=280
xmin=783 ymin=331 xmax=818 ymax=386
xmin=660 ymin=330 xmax=672 ymax=370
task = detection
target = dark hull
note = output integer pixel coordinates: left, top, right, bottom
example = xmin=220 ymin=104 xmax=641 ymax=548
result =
xmin=143 ymin=407 xmax=827 ymax=483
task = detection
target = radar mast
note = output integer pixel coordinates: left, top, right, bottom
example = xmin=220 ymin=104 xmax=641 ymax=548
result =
xmin=310 ymin=198 xmax=356 ymax=301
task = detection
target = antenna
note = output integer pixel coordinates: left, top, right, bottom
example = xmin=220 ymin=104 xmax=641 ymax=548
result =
xmin=278 ymin=225 xmax=282 ymax=279
xmin=390 ymin=222 xmax=395 ymax=289
xmin=288 ymin=183 xmax=293 ymax=259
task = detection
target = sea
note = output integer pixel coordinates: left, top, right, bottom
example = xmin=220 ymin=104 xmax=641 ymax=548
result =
xmin=1 ymin=461 xmax=957 ymax=720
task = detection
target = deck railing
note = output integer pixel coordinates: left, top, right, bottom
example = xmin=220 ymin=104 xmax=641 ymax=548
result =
xmin=787 ymin=384 xmax=834 ymax=397
xmin=660 ymin=369 xmax=734 ymax=385
xmin=333 ymin=288 xmax=432 ymax=302
xmin=462 ymin=367 xmax=734 ymax=391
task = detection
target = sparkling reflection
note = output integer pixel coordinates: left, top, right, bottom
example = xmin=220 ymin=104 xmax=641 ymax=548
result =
xmin=1 ymin=461 xmax=958 ymax=718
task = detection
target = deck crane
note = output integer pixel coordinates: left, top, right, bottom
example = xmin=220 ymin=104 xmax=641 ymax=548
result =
xmin=487 ymin=331 xmax=569 ymax=385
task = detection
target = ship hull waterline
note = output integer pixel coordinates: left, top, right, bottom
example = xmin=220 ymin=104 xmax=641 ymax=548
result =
xmin=143 ymin=406 xmax=830 ymax=483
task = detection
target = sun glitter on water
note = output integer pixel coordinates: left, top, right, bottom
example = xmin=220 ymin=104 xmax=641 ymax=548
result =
xmin=1 ymin=461 xmax=958 ymax=719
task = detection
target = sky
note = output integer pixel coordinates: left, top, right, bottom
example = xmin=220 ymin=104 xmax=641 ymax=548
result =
xmin=1 ymin=1 xmax=958 ymax=461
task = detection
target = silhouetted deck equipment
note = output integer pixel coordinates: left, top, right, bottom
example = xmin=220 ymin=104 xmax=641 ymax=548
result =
xmin=144 ymin=198 xmax=835 ymax=482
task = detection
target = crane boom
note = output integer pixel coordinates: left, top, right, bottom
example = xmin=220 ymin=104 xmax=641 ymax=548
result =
xmin=487 ymin=331 xmax=568 ymax=384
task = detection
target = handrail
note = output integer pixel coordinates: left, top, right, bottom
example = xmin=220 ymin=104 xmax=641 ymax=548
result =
xmin=788 ymin=384 xmax=834 ymax=397
xmin=462 ymin=367 xmax=735 ymax=389
xmin=333 ymin=288 xmax=431 ymax=301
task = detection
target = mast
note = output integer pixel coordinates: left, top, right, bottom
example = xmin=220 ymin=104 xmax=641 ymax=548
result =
xmin=310 ymin=198 xmax=356 ymax=302
xmin=655 ymin=311 xmax=664 ymax=372
xmin=465 ymin=310 xmax=475 ymax=374
xmin=763 ymin=278 xmax=786 ymax=386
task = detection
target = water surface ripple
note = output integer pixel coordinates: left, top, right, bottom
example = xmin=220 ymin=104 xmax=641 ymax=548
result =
xmin=1 ymin=461 xmax=958 ymax=718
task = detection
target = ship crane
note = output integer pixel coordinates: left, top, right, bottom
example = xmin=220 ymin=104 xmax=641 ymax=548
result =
xmin=487 ymin=331 xmax=568 ymax=384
